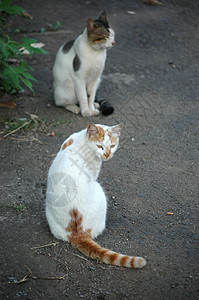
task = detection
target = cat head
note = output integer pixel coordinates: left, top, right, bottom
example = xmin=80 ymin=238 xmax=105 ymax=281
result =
xmin=86 ymin=11 xmax=115 ymax=50
xmin=86 ymin=123 xmax=123 ymax=161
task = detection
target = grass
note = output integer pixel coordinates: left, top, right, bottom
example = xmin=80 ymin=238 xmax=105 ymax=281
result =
xmin=0 ymin=116 xmax=73 ymax=138
xmin=51 ymin=119 xmax=72 ymax=127
xmin=7 ymin=203 xmax=27 ymax=212
xmin=0 ymin=117 xmax=33 ymax=130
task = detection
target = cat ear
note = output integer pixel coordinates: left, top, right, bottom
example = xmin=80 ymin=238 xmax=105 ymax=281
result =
xmin=86 ymin=18 xmax=97 ymax=32
xmin=111 ymin=124 xmax=123 ymax=137
xmin=87 ymin=123 xmax=98 ymax=138
xmin=99 ymin=11 xmax=108 ymax=24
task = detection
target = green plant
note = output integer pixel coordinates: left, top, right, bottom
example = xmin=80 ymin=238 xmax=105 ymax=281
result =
xmin=7 ymin=203 xmax=26 ymax=211
xmin=0 ymin=0 xmax=48 ymax=94
xmin=40 ymin=21 xmax=61 ymax=33
xmin=52 ymin=118 xmax=72 ymax=127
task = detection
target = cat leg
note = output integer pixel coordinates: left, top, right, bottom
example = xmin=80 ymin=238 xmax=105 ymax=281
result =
xmin=87 ymin=80 xmax=100 ymax=116
xmin=74 ymin=80 xmax=92 ymax=117
xmin=54 ymin=84 xmax=80 ymax=114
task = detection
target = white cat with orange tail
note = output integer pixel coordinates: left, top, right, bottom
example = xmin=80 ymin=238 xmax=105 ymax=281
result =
xmin=46 ymin=123 xmax=146 ymax=268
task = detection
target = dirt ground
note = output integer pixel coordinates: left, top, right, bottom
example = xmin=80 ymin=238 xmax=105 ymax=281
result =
xmin=0 ymin=0 xmax=199 ymax=299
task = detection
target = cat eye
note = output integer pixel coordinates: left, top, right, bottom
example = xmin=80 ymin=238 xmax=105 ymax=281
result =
xmin=111 ymin=144 xmax=116 ymax=148
xmin=97 ymin=145 xmax=104 ymax=150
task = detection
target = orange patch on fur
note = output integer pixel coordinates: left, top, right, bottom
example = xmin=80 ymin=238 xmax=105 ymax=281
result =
xmin=66 ymin=226 xmax=71 ymax=232
xmin=120 ymin=255 xmax=129 ymax=267
xmin=130 ymin=257 xmax=135 ymax=268
xmin=88 ymin=126 xmax=105 ymax=143
xmin=107 ymin=130 xmax=117 ymax=144
xmin=98 ymin=249 xmax=108 ymax=259
xmin=67 ymin=208 xmax=83 ymax=236
xmin=108 ymin=253 xmax=118 ymax=264
xmin=62 ymin=138 xmax=74 ymax=151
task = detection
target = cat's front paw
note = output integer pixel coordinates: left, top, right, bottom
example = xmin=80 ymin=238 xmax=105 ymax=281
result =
xmin=81 ymin=109 xmax=92 ymax=117
xmin=94 ymin=102 xmax=100 ymax=109
xmin=91 ymin=109 xmax=100 ymax=116
xmin=73 ymin=106 xmax=81 ymax=114
xmin=81 ymin=108 xmax=100 ymax=117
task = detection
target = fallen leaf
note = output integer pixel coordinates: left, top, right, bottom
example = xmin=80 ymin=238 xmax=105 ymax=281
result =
xmin=50 ymin=132 xmax=55 ymax=136
xmin=31 ymin=42 xmax=45 ymax=49
xmin=0 ymin=101 xmax=16 ymax=109
xmin=167 ymin=212 xmax=174 ymax=215
xmin=8 ymin=58 xmax=19 ymax=64
xmin=21 ymin=11 xmax=33 ymax=19
xmin=20 ymin=43 xmax=45 ymax=55
xmin=30 ymin=114 xmax=39 ymax=121
xmin=143 ymin=0 xmax=162 ymax=5
xmin=127 ymin=11 xmax=136 ymax=15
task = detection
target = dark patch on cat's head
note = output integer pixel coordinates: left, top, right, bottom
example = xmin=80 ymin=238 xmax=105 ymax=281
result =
xmin=73 ymin=54 xmax=81 ymax=71
xmin=62 ymin=40 xmax=74 ymax=54
xmin=94 ymin=11 xmax=110 ymax=31
xmin=86 ymin=11 xmax=110 ymax=45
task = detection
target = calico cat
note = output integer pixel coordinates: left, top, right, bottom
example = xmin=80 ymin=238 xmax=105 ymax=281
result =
xmin=53 ymin=11 xmax=115 ymax=117
xmin=46 ymin=123 xmax=146 ymax=269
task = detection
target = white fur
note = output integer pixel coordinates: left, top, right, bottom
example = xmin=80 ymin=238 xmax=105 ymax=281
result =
xmin=46 ymin=124 xmax=121 ymax=242
xmin=53 ymin=27 xmax=115 ymax=117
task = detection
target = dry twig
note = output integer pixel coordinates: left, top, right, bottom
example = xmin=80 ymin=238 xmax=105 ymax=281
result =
xmin=8 ymin=265 xmax=67 ymax=284
xmin=72 ymin=253 xmax=92 ymax=263
xmin=0 ymin=120 xmax=32 ymax=140
xmin=31 ymin=242 xmax=59 ymax=250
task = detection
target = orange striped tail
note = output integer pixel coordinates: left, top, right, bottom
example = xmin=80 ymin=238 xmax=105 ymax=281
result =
xmin=66 ymin=209 xmax=146 ymax=269
xmin=70 ymin=233 xmax=146 ymax=268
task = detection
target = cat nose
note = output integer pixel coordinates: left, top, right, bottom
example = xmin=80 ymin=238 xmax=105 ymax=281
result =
xmin=111 ymin=41 xmax=115 ymax=45
xmin=104 ymin=149 xmax=111 ymax=157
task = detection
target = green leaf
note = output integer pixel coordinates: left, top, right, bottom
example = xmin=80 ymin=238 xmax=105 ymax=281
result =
xmin=3 ymin=66 xmax=21 ymax=89
xmin=19 ymin=75 xmax=35 ymax=94
xmin=21 ymin=36 xmax=36 ymax=47
xmin=14 ymin=66 xmax=27 ymax=73
xmin=0 ymin=38 xmax=21 ymax=61
xmin=53 ymin=21 xmax=61 ymax=31
xmin=20 ymin=36 xmax=48 ymax=55
xmin=0 ymin=0 xmax=24 ymax=15
xmin=29 ymin=47 xmax=48 ymax=54
xmin=40 ymin=27 xmax=45 ymax=33
xmin=2 ymin=77 xmax=10 ymax=92
xmin=23 ymin=72 xmax=37 ymax=81
xmin=0 ymin=41 xmax=9 ymax=59
xmin=10 ymin=88 xmax=17 ymax=94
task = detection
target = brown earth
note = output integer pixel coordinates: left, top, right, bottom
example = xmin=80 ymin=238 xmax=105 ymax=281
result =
xmin=0 ymin=0 xmax=199 ymax=299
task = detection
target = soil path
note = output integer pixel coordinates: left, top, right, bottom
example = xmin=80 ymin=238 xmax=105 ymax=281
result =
xmin=0 ymin=1 xmax=199 ymax=299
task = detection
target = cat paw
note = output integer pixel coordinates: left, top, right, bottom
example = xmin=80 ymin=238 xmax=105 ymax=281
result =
xmin=94 ymin=102 xmax=100 ymax=109
xmin=65 ymin=105 xmax=80 ymax=114
xmin=81 ymin=108 xmax=100 ymax=117
xmin=91 ymin=109 xmax=100 ymax=116
xmin=73 ymin=106 xmax=81 ymax=114
xmin=81 ymin=109 xmax=92 ymax=117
